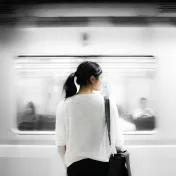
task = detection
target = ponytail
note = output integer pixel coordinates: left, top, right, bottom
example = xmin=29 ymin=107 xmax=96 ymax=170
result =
xmin=62 ymin=73 xmax=77 ymax=99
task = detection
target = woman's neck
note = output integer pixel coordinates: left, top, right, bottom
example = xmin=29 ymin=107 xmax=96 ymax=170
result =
xmin=77 ymin=86 xmax=94 ymax=94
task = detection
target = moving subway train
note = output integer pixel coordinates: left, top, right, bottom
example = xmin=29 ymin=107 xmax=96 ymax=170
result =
xmin=1 ymin=2 xmax=176 ymax=176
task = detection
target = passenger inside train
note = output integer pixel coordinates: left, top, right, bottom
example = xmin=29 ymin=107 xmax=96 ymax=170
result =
xmin=132 ymin=97 xmax=155 ymax=119
xmin=132 ymin=97 xmax=155 ymax=130
xmin=18 ymin=101 xmax=56 ymax=131
xmin=18 ymin=101 xmax=38 ymax=130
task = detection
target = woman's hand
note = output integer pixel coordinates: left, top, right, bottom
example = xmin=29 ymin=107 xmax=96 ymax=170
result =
xmin=116 ymin=146 xmax=126 ymax=153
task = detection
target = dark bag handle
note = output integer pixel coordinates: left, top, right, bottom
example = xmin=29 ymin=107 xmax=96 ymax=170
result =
xmin=104 ymin=96 xmax=132 ymax=176
xmin=104 ymin=96 xmax=121 ymax=151
xmin=104 ymin=96 xmax=111 ymax=145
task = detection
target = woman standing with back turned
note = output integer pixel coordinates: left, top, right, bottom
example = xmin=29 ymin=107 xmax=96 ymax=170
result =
xmin=55 ymin=61 xmax=124 ymax=176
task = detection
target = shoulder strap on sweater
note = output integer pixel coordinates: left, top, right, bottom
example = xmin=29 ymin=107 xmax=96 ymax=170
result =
xmin=104 ymin=96 xmax=111 ymax=145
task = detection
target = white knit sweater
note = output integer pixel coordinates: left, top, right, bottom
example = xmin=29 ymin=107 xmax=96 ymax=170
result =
xmin=55 ymin=93 xmax=124 ymax=167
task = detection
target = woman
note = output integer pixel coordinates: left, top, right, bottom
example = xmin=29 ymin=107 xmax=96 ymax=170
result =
xmin=55 ymin=61 xmax=124 ymax=176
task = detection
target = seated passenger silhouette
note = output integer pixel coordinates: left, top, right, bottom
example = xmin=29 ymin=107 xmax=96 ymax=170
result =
xmin=19 ymin=101 xmax=38 ymax=130
xmin=132 ymin=97 xmax=154 ymax=119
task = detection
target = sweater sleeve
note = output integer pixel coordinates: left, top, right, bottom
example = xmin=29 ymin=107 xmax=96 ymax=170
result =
xmin=109 ymin=97 xmax=124 ymax=147
xmin=55 ymin=100 xmax=67 ymax=146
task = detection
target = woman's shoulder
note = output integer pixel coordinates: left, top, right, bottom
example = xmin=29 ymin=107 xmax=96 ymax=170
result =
xmin=72 ymin=93 xmax=104 ymax=101
xmin=57 ymin=97 xmax=76 ymax=108
xmin=58 ymin=94 xmax=106 ymax=107
xmin=56 ymin=99 xmax=67 ymax=110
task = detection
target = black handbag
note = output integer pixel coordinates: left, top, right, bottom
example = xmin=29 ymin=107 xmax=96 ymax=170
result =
xmin=104 ymin=97 xmax=132 ymax=176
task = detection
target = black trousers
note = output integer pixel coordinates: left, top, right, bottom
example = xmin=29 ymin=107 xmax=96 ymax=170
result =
xmin=67 ymin=158 xmax=109 ymax=176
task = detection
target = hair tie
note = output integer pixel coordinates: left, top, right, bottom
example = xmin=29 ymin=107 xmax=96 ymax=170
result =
xmin=74 ymin=76 xmax=77 ymax=85
xmin=74 ymin=76 xmax=79 ymax=93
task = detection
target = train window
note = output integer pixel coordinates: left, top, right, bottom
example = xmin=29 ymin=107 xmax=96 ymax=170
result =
xmin=14 ymin=55 xmax=157 ymax=134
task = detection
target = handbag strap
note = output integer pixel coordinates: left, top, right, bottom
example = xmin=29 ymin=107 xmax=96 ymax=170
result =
xmin=104 ymin=96 xmax=111 ymax=146
xmin=104 ymin=98 xmax=132 ymax=176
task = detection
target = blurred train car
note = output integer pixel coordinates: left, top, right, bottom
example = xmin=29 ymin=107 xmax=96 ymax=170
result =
xmin=1 ymin=2 xmax=176 ymax=176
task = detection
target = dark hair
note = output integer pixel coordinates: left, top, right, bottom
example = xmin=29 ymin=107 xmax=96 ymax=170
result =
xmin=62 ymin=61 xmax=102 ymax=99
